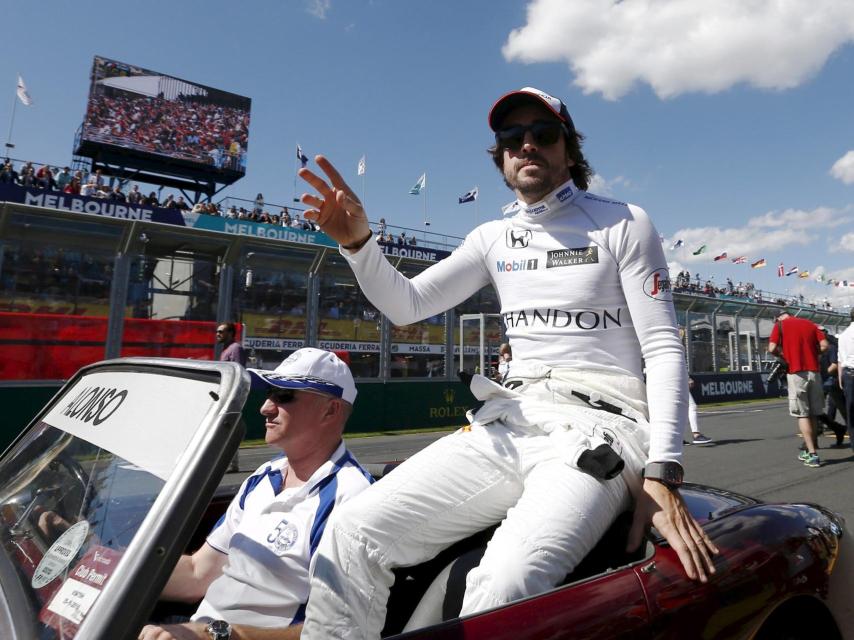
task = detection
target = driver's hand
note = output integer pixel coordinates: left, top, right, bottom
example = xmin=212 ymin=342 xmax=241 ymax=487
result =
xmin=626 ymin=479 xmax=718 ymax=582
xmin=37 ymin=510 xmax=71 ymax=540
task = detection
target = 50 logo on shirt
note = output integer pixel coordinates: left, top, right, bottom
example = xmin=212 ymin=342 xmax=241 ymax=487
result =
xmin=267 ymin=518 xmax=299 ymax=555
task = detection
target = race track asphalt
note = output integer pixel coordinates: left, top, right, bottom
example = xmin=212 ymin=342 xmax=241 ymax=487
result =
xmin=226 ymin=398 xmax=854 ymax=527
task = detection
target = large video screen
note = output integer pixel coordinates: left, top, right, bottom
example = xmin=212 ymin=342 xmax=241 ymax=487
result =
xmin=80 ymin=56 xmax=251 ymax=178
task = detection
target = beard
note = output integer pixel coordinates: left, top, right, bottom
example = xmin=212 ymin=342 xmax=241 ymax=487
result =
xmin=503 ymin=153 xmax=570 ymax=203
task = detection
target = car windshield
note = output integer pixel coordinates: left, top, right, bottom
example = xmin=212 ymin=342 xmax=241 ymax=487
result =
xmin=0 ymin=365 xmax=222 ymax=639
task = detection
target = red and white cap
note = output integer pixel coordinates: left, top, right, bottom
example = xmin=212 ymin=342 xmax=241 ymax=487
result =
xmin=488 ymin=86 xmax=575 ymax=133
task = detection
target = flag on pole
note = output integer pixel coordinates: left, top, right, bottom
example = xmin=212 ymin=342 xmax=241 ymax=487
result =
xmin=798 ymin=271 xmax=810 ymax=279
xmin=671 ymin=239 xmax=684 ymax=250
xmin=297 ymin=144 xmax=309 ymax=167
xmin=786 ymin=266 xmax=799 ymax=276
xmin=458 ymin=187 xmax=478 ymax=204
xmin=713 ymin=252 xmax=728 ymax=261
xmin=357 ymin=155 xmax=366 ymax=176
xmin=751 ymin=258 xmax=767 ymax=269
xmin=731 ymin=256 xmax=747 ymax=264
xmin=777 ymin=262 xmax=785 ymax=277
xmin=16 ymin=75 xmax=32 ymax=106
xmin=692 ymin=245 xmax=707 ymax=255
xmin=409 ymin=173 xmax=426 ymax=195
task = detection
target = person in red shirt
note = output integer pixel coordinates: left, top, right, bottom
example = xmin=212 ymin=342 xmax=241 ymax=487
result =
xmin=768 ymin=310 xmax=829 ymax=467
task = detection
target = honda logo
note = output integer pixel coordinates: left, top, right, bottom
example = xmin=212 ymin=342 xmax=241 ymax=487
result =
xmin=506 ymin=229 xmax=532 ymax=248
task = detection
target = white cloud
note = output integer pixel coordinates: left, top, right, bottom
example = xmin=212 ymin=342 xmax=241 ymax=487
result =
xmin=665 ymin=206 xmax=852 ymax=263
xmin=831 ymin=151 xmax=854 ymax=184
xmin=587 ymin=173 xmax=630 ymax=196
xmin=747 ymin=207 xmax=850 ymax=231
xmin=503 ymin=0 xmax=854 ymax=100
xmin=831 ymin=231 xmax=854 ymax=253
xmin=307 ymin=0 xmax=331 ymax=19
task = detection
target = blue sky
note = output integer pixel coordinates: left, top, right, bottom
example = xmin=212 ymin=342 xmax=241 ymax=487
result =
xmin=3 ymin=0 xmax=854 ymax=308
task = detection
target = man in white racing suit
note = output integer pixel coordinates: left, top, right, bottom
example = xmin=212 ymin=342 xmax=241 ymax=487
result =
xmin=296 ymin=87 xmax=718 ymax=639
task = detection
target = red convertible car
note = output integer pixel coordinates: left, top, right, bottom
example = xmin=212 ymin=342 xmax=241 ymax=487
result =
xmin=0 ymin=358 xmax=852 ymax=639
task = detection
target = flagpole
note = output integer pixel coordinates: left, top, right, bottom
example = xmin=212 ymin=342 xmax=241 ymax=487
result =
xmin=292 ymin=142 xmax=299 ymax=203
xmin=475 ymin=191 xmax=479 ymax=225
xmin=423 ymin=171 xmax=428 ymax=241
xmin=5 ymin=91 xmax=17 ymax=158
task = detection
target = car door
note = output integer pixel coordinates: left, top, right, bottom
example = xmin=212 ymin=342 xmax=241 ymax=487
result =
xmin=399 ymin=567 xmax=652 ymax=640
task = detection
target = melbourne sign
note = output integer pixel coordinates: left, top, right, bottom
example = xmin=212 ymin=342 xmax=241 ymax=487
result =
xmin=693 ymin=372 xmax=783 ymax=404
xmin=1 ymin=184 xmax=185 ymax=225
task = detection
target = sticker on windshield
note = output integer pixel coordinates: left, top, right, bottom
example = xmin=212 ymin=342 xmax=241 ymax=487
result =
xmin=32 ymin=520 xmax=90 ymax=589
xmin=44 ymin=577 xmax=101 ymax=625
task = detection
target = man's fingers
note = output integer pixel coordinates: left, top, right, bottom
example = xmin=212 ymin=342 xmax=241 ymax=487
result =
xmin=643 ymin=482 xmax=719 ymax=583
xmin=336 ymin=189 xmax=365 ymax=216
xmin=301 ymin=194 xmax=324 ymax=210
xmin=316 ymin=155 xmax=351 ymax=192
xmin=298 ymin=167 xmax=333 ymax=198
xmin=689 ymin=522 xmax=719 ymax=556
xmin=689 ymin=526 xmax=718 ymax=576
xmin=660 ymin=512 xmax=717 ymax=583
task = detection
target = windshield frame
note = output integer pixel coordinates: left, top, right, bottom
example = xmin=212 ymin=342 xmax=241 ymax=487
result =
xmin=0 ymin=358 xmax=249 ymax=640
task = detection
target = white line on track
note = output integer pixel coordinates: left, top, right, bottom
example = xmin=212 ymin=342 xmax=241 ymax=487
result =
xmin=699 ymin=408 xmax=767 ymax=415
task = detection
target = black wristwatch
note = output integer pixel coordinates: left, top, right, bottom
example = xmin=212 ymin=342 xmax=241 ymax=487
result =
xmin=206 ymin=620 xmax=232 ymax=640
xmin=643 ymin=461 xmax=684 ymax=488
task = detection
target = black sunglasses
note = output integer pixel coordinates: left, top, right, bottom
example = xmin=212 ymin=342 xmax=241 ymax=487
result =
xmin=495 ymin=121 xmax=565 ymax=152
xmin=267 ymin=388 xmax=297 ymax=404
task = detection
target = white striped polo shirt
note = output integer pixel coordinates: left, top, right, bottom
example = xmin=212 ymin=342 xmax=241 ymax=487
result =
xmin=192 ymin=441 xmax=373 ymax=627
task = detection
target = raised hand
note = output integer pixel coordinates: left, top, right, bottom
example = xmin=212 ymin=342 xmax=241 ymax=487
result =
xmin=299 ymin=156 xmax=371 ymax=249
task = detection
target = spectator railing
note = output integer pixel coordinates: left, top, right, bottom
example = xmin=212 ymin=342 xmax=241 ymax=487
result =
xmin=216 ymin=196 xmax=464 ymax=252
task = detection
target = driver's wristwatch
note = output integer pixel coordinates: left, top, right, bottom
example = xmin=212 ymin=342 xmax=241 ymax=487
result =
xmin=643 ymin=461 xmax=684 ymax=488
xmin=206 ymin=620 xmax=232 ymax=640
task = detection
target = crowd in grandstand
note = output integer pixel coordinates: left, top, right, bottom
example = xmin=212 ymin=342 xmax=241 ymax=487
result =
xmin=82 ymin=90 xmax=249 ymax=172
xmin=673 ymin=269 xmax=835 ymax=310
xmin=376 ymin=230 xmax=418 ymax=246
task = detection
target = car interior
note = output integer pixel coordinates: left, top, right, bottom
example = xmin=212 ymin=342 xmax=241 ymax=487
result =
xmin=158 ymin=461 xmax=654 ymax=637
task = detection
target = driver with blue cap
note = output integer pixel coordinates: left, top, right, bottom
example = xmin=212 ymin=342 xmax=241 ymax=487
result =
xmin=139 ymin=348 xmax=372 ymax=640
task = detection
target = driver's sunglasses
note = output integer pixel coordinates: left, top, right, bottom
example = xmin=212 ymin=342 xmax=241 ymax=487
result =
xmin=267 ymin=388 xmax=297 ymax=404
xmin=495 ymin=121 xmax=564 ymax=152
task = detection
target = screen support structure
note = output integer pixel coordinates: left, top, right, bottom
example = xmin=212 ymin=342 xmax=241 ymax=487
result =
xmin=73 ymin=126 xmax=241 ymax=204
xmin=458 ymin=313 xmax=504 ymax=379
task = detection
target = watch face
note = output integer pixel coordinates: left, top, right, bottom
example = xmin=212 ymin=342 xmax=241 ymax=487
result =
xmin=664 ymin=462 xmax=683 ymax=485
xmin=666 ymin=465 xmax=683 ymax=484
xmin=207 ymin=620 xmax=231 ymax=639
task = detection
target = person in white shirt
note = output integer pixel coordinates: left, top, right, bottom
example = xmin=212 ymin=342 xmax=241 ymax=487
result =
xmin=79 ymin=180 xmax=97 ymax=197
xmin=838 ymin=309 xmax=854 ymax=447
xmin=296 ymin=87 xmax=717 ymax=639
xmin=139 ymin=349 xmax=372 ymax=640
xmin=495 ymin=342 xmax=512 ymax=382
